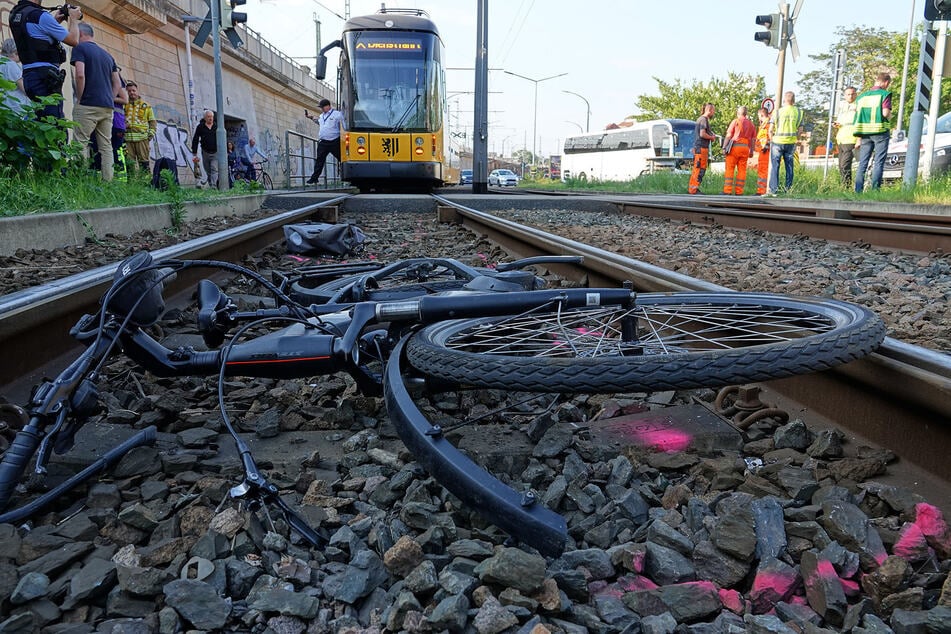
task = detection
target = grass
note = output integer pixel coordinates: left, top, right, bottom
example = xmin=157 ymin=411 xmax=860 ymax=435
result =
xmin=523 ymin=168 xmax=951 ymax=205
xmin=0 ymin=166 xmax=262 ymax=217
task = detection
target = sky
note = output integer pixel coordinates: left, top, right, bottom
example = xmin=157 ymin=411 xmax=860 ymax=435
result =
xmin=245 ymin=0 xmax=918 ymax=157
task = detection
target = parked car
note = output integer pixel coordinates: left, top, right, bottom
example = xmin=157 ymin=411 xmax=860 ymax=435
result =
xmin=488 ymin=168 xmax=519 ymax=187
xmin=883 ymin=112 xmax=951 ymax=180
xmin=459 ymin=169 xmax=473 ymax=185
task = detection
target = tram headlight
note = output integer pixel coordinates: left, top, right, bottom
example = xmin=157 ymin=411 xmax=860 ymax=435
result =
xmin=414 ymin=136 xmax=424 ymax=155
xmin=357 ymin=136 xmax=367 ymax=155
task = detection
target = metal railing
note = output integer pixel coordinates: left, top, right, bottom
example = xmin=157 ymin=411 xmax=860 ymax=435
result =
xmin=284 ymin=130 xmax=342 ymax=188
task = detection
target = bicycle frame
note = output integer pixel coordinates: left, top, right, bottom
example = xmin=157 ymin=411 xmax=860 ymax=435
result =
xmin=0 ymin=260 xmax=634 ymax=556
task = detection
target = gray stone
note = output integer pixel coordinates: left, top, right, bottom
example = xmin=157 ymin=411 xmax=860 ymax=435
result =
xmin=593 ymin=593 xmax=639 ymax=627
xmin=644 ymin=542 xmax=695 ymax=585
xmin=554 ymin=548 xmax=616 ymax=580
xmin=801 ymin=550 xmax=847 ymax=627
xmin=66 ymin=557 xmax=117 ymax=604
xmin=473 ymin=596 xmax=519 ymax=634
xmin=692 ymin=540 xmax=750 ymax=588
xmin=807 ymin=429 xmax=845 ymax=459
xmin=322 ymin=549 xmax=389 ymax=603
xmin=743 ymin=613 xmax=799 ymax=634
xmin=818 ymin=540 xmax=860 ymax=578
xmin=857 ymin=613 xmax=896 ymax=634
xmin=427 ymin=593 xmax=469 ymax=632
xmin=749 ymin=557 xmax=800 ymax=613
xmin=647 ymin=519 xmax=694 ymax=556
xmin=447 ymin=539 xmax=495 ymax=559
xmin=474 ymin=546 xmax=547 ymax=593
xmin=623 ymin=581 xmax=721 ymax=622
xmin=775 ymin=601 xmax=822 ymax=627
xmin=533 ymin=424 xmax=573 ymax=458
xmin=404 ymin=559 xmax=438 ymax=595
xmin=712 ymin=504 xmax=757 ymax=562
xmin=115 ymin=565 xmax=175 ymax=596
xmin=889 ymin=608 xmax=929 ymax=634
xmin=640 ymin=612 xmax=678 ymax=634
xmin=773 ymin=419 xmax=814 ymax=450
xmin=617 ymin=488 xmax=651 ymax=524
xmin=752 ymin=496 xmax=787 ymax=560
xmin=10 ymin=571 xmax=49 ymax=604
xmin=162 ymin=579 xmax=232 ymax=630
xmin=86 ymin=482 xmax=122 ymax=509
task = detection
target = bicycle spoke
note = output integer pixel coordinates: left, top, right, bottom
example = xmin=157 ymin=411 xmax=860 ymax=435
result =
xmin=445 ymin=303 xmax=838 ymax=358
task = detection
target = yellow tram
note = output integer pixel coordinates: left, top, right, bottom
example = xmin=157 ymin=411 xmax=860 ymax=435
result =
xmin=317 ymin=7 xmax=447 ymax=192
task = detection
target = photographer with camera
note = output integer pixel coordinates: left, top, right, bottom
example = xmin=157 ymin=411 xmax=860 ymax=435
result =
xmin=8 ymin=0 xmax=81 ymax=119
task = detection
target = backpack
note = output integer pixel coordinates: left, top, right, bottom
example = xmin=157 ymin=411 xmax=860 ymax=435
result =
xmin=283 ymin=222 xmax=366 ymax=257
xmin=151 ymin=157 xmax=179 ymax=190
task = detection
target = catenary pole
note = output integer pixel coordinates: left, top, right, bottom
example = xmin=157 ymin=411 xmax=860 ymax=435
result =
xmin=922 ymin=21 xmax=947 ymax=180
xmin=472 ymin=0 xmax=488 ymax=193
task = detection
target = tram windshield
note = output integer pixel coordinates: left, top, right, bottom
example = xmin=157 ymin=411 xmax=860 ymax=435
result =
xmin=345 ymin=30 xmax=442 ymax=132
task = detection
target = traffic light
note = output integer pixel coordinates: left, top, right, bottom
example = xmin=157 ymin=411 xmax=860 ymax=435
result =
xmin=218 ymin=0 xmax=246 ymax=47
xmin=924 ymin=0 xmax=951 ymax=20
xmin=754 ymin=13 xmax=783 ymax=49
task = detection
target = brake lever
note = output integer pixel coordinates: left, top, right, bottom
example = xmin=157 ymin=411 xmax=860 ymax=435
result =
xmin=229 ymin=442 xmax=324 ymax=547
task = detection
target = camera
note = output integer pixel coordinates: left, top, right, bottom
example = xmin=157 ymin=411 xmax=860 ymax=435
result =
xmin=52 ymin=5 xmax=82 ymax=20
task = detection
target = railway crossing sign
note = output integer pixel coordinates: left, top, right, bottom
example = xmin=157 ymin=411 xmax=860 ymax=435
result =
xmin=761 ymin=97 xmax=775 ymax=114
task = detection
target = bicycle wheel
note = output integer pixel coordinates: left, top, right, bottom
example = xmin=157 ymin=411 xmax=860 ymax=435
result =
xmin=405 ymin=292 xmax=886 ymax=393
xmin=261 ymin=172 xmax=273 ymax=189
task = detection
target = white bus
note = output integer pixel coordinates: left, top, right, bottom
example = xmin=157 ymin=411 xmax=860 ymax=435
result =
xmin=561 ymin=119 xmax=697 ymax=182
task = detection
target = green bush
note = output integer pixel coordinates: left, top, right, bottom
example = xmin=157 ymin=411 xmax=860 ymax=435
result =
xmin=0 ymin=77 xmax=83 ymax=172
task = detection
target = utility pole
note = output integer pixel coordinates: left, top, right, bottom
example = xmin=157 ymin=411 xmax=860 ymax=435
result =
xmin=904 ymin=21 xmax=938 ymax=186
xmin=472 ymin=0 xmax=488 ymax=193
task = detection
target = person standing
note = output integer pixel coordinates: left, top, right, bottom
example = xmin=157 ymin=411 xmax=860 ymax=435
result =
xmin=854 ymin=73 xmax=892 ymax=193
xmin=70 ymin=22 xmax=122 ymax=182
xmin=687 ymin=102 xmax=717 ymax=195
xmin=305 ymin=98 xmax=344 ymax=185
xmin=191 ymin=109 xmax=219 ymax=188
xmin=244 ymin=137 xmax=268 ymax=180
xmin=834 ymin=86 xmax=859 ymax=187
xmin=8 ymin=0 xmax=80 ymax=119
xmin=767 ymin=91 xmax=803 ymax=195
xmin=752 ymin=107 xmax=771 ymax=195
xmin=123 ymin=79 xmax=156 ymax=174
xmin=722 ymin=106 xmax=756 ymax=195
xmin=0 ymin=39 xmax=31 ymax=113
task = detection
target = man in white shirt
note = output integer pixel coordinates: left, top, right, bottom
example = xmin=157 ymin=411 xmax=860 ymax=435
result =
xmin=306 ymin=98 xmax=344 ymax=185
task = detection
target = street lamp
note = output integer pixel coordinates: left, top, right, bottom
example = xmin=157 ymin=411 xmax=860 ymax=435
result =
xmin=564 ymin=121 xmax=584 ymax=134
xmin=504 ymin=70 xmax=567 ymax=166
xmin=562 ymin=90 xmax=590 ymax=133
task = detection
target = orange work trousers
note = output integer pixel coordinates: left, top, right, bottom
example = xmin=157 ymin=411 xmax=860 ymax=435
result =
xmin=753 ymin=147 xmax=769 ymax=194
xmin=722 ymin=142 xmax=751 ymax=194
xmin=688 ymin=147 xmax=709 ymax=194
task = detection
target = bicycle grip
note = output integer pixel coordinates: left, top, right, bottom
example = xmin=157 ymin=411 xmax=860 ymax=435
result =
xmin=0 ymin=427 xmax=42 ymax=511
xmin=197 ymin=279 xmax=229 ymax=348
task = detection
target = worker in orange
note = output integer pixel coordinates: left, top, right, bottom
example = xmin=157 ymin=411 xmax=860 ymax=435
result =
xmin=722 ymin=106 xmax=756 ymax=195
xmin=751 ymin=107 xmax=771 ymax=195
xmin=688 ymin=103 xmax=717 ymax=194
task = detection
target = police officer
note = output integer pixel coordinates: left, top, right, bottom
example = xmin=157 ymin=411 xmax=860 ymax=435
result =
xmin=8 ymin=0 xmax=81 ymax=119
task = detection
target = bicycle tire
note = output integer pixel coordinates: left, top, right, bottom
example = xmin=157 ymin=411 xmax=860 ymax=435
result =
xmin=405 ymin=292 xmax=886 ymax=393
xmin=262 ymin=173 xmax=273 ymax=189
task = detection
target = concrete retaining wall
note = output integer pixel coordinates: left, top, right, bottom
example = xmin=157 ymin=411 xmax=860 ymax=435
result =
xmin=0 ymin=195 xmax=269 ymax=255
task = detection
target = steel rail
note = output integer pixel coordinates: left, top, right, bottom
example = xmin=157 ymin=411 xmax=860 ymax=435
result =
xmin=518 ymin=189 xmax=951 ymax=253
xmin=433 ymin=194 xmax=951 ymax=481
xmin=0 ymin=196 xmax=350 ymax=385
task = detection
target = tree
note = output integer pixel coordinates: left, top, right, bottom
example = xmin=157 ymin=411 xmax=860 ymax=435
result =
xmin=632 ymin=72 xmax=767 ymax=124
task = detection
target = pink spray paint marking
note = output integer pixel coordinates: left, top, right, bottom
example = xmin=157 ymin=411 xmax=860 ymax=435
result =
xmin=914 ymin=503 xmax=951 ymax=557
xmin=617 ymin=575 xmax=658 ymax=593
xmin=750 ymin=568 xmax=800 ymax=613
xmin=719 ymin=589 xmax=745 ymax=614
xmin=893 ymin=522 xmax=930 ymax=560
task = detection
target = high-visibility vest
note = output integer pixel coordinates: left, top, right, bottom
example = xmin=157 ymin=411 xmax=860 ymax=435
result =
xmin=835 ymin=102 xmax=857 ymax=144
xmin=755 ymin=118 xmax=770 ymax=151
xmin=772 ymin=105 xmax=802 ymax=144
xmin=853 ymin=88 xmax=891 ymax=136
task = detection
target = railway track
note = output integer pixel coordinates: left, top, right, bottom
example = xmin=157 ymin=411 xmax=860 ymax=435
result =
xmin=518 ymin=189 xmax=951 ymax=254
xmin=1 ymin=192 xmax=950 ymax=632
xmin=3 ymin=193 xmax=949 ymax=488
